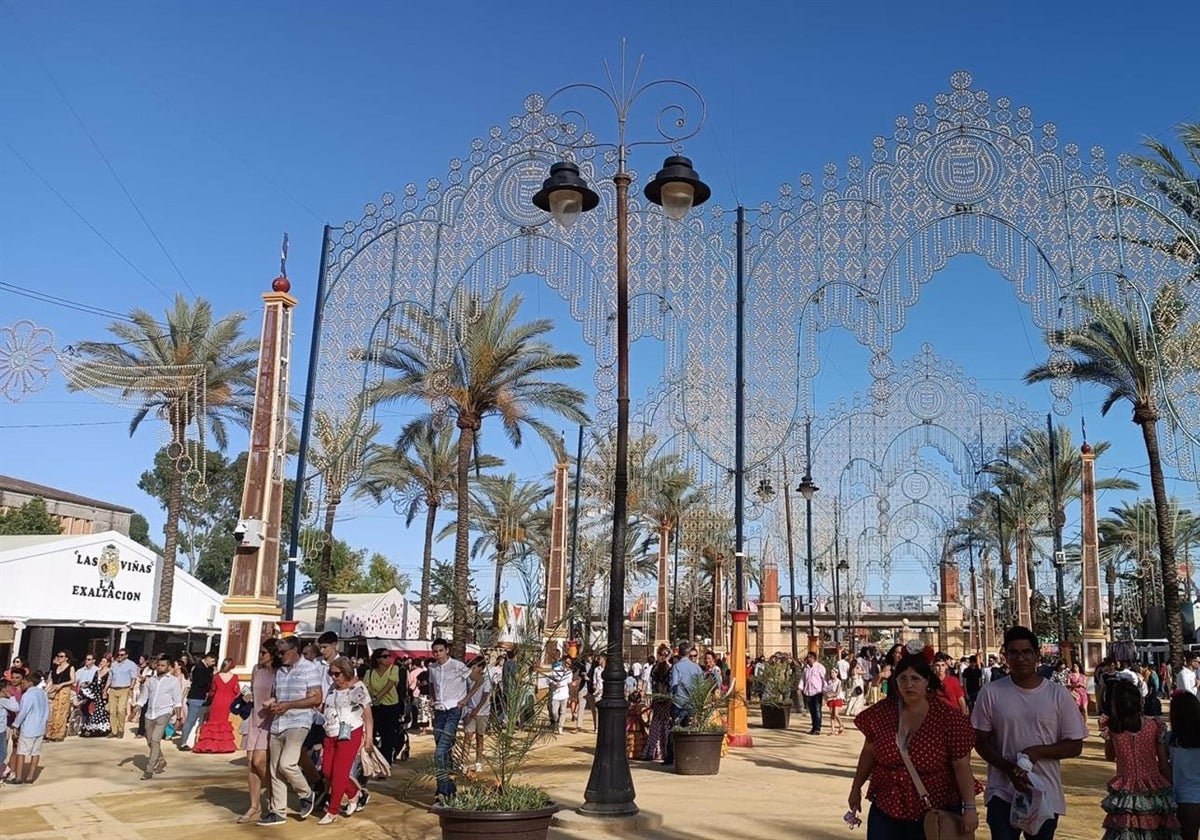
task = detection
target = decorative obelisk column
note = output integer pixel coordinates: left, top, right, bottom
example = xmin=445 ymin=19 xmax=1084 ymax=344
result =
xmin=711 ymin=555 xmax=726 ymax=654
xmin=654 ymin=523 xmax=671 ymax=650
xmin=220 ymin=274 xmax=296 ymax=675
xmin=937 ymin=539 xmax=965 ymax=658
xmin=543 ymin=460 xmax=570 ymax=663
xmin=757 ymin=561 xmax=783 ymax=656
xmin=1079 ymin=442 xmax=1107 ymax=668
xmin=982 ymin=552 xmax=997 ymax=657
xmin=1015 ymin=527 xmax=1033 ymax=630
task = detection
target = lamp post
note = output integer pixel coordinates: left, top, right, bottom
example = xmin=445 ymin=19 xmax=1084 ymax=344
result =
xmin=533 ymin=85 xmax=710 ymax=817
xmin=1046 ymin=413 xmax=1068 ymax=653
xmin=796 ymin=416 xmax=819 ymax=649
xmin=781 ymin=453 xmax=800 ymax=660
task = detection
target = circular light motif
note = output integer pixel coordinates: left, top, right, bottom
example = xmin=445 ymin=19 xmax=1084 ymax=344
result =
xmin=927 ymin=135 xmax=1004 ymax=206
xmin=905 ymin=380 xmax=948 ymax=421
xmin=901 ymin=471 xmax=931 ymax=501
xmin=496 ymin=156 xmax=558 ymax=228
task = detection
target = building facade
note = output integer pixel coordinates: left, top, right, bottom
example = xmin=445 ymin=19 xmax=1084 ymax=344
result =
xmin=0 ymin=474 xmax=134 ymax=537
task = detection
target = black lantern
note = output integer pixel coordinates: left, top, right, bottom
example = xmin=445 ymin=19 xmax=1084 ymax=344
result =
xmin=643 ymin=155 xmax=711 ymax=221
xmin=532 ymin=161 xmax=600 ymax=231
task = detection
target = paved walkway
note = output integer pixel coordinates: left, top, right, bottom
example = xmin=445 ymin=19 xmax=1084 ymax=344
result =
xmin=1 ymin=715 xmax=1114 ymax=839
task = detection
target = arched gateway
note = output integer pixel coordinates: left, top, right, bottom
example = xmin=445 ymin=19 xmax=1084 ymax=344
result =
xmin=302 ymin=69 xmax=1200 ymax=532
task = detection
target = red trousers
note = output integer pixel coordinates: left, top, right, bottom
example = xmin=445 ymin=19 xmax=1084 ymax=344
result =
xmin=321 ymin=729 xmax=363 ymax=815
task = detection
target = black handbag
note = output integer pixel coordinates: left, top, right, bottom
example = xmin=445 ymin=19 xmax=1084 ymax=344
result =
xmin=230 ymin=695 xmax=253 ymax=720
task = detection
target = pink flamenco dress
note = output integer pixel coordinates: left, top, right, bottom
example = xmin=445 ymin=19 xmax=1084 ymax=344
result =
xmin=193 ymin=673 xmax=241 ymax=754
xmin=1100 ymin=716 xmax=1181 ymax=840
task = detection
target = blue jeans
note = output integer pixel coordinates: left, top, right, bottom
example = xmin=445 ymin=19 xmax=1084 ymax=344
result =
xmin=867 ymin=804 xmax=926 ymax=840
xmin=432 ymin=707 xmax=462 ymax=797
xmin=985 ymin=796 xmax=1059 ymax=840
xmin=804 ymin=693 xmax=823 ymax=733
xmin=180 ymin=698 xmax=206 ymax=745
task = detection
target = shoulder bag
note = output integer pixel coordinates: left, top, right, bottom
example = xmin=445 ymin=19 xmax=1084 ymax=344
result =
xmin=896 ymin=733 xmax=974 ymax=840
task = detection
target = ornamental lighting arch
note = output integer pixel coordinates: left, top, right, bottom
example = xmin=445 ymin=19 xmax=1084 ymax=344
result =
xmin=292 ymin=69 xmax=1200 ymax=562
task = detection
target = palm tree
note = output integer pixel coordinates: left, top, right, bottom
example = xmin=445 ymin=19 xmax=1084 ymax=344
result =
xmin=368 ymin=292 xmax=588 ymax=657
xmin=635 ymin=458 xmax=704 ymax=644
xmin=1027 ymin=291 xmax=1196 ymax=665
xmin=442 ymin=473 xmax=551 ymax=638
xmin=1132 ymin=122 xmax=1200 ymax=280
xmin=308 ymin=410 xmax=379 ymax=632
xmin=357 ymin=422 xmax=501 ymax=639
xmin=66 ymin=295 xmax=257 ymax=622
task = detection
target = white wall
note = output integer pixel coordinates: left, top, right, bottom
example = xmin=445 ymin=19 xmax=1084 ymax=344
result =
xmin=0 ymin=531 xmax=223 ymax=631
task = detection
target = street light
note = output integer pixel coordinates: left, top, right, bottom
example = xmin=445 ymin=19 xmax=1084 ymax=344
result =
xmin=796 ymin=417 xmax=819 ymax=650
xmin=535 ymin=122 xmax=709 ymax=817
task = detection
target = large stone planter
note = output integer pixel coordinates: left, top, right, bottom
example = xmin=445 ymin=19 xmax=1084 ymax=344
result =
xmin=671 ymin=730 xmax=724 ymax=776
xmin=760 ymin=703 xmax=791 ymax=729
xmin=436 ymin=804 xmax=559 ymax=840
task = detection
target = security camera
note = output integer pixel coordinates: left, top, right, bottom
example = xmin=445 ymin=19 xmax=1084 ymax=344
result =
xmin=233 ymin=517 xmax=265 ymax=548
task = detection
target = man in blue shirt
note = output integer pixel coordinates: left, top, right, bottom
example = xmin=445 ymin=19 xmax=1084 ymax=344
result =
xmin=12 ymin=670 xmax=49 ymax=785
xmin=107 ymin=648 xmax=140 ymax=738
xmin=663 ymin=641 xmax=703 ymax=766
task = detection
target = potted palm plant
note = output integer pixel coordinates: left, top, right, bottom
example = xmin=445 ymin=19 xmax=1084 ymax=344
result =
xmin=755 ymin=658 xmax=797 ymax=729
xmin=409 ymin=560 xmax=559 ymax=840
xmin=669 ymin=674 xmax=731 ymax=776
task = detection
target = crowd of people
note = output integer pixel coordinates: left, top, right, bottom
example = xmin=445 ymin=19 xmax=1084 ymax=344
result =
xmin=5 ymin=630 xmax=1200 ymax=838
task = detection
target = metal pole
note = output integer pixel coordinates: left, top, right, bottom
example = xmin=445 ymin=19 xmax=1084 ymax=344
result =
xmin=782 ymin=454 xmax=799 ymax=660
xmin=284 ymin=224 xmax=331 ymax=622
xmin=581 ymin=150 xmax=636 ymax=817
xmin=969 ymin=536 xmax=980 ymax=656
xmin=672 ymin=520 xmax=680 ymax=641
xmin=833 ymin=498 xmax=841 ymax=648
xmin=805 ymin=418 xmax=816 ymax=643
xmin=733 ymin=204 xmax=746 ymax=609
xmin=996 ymin=493 xmax=1009 ymax=628
xmin=1048 ymin=413 xmax=1067 ymax=649
xmin=568 ymin=424 xmax=585 ymax=642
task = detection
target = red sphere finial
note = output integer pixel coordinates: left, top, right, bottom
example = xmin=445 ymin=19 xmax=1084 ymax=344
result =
xmin=272 ymin=275 xmax=291 ymax=293
xmin=1081 ymin=442 xmax=1093 ymax=454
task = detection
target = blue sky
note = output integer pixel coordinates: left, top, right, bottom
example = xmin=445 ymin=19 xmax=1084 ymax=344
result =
xmin=2 ymin=2 xmax=1198 ymax=603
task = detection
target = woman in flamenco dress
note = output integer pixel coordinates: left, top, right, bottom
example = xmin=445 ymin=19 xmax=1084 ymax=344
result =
xmin=194 ymin=658 xmax=240 ymax=754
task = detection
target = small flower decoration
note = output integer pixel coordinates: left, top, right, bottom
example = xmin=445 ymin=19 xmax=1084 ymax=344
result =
xmin=0 ymin=320 xmax=56 ymax=403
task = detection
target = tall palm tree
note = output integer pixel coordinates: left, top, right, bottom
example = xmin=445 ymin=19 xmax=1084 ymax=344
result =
xmin=66 ymin=295 xmax=257 ymax=622
xmin=442 ymin=473 xmax=551 ymax=638
xmin=1132 ymin=122 xmax=1200 ymax=281
xmin=368 ymin=292 xmax=588 ymax=656
xmin=1027 ymin=291 xmax=1195 ymax=665
xmin=635 ymin=458 xmax=704 ymax=643
xmin=357 ymin=422 xmax=502 ymax=639
xmin=309 ymin=410 xmax=379 ymax=632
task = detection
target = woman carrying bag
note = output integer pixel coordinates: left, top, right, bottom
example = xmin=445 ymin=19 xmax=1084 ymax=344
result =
xmin=848 ymin=650 xmax=980 ymax=839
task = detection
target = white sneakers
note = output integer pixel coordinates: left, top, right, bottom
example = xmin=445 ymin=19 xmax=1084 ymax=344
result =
xmin=318 ymin=814 xmax=337 ymax=826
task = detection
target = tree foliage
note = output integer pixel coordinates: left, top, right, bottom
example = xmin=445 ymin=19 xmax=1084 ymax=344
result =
xmin=0 ymin=497 xmax=62 ymax=535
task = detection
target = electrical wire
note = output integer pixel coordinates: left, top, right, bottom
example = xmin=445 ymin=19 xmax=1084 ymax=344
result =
xmin=0 ymin=420 xmax=127 ymax=429
xmin=0 ymin=138 xmax=172 ymax=300
xmin=2 ymin=1 xmax=195 ymax=296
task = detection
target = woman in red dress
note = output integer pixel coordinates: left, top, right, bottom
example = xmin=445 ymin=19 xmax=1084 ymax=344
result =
xmin=194 ymin=658 xmax=240 ymax=754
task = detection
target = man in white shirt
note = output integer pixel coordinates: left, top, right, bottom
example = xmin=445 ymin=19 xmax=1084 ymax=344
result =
xmin=75 ymin=653 xmax=98 ymax=693
xmin=1117 ymin=661 xmax=1148 ymax=699
xmin=973 ymin=627 xmax=1087 ymax=840
xmin=129 ymin=656 xmax=182 ymax=781
xmin=547 ymin=656 xmax=572 ymax=734
xmin=258 ymin=636 xmax=323 ymax=826
xmin=1176 ymin=653 xmax=1198 ymax=696
xmin=461 ymin=657 xmax=491 ymax=771
xmin=427 ymin=638 xmax=472 ymax=802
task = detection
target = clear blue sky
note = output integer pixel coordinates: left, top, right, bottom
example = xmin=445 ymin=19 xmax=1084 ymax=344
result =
xmin=2 ymin=2 xmax=1198 ymax=602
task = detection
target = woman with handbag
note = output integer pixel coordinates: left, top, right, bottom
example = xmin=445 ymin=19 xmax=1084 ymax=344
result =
xmin=318 ymin=657 xmax=374 ymax=826
xmin=236 ymin=642 xmax=278 ymax=824
xmin=848 ymin=652 xmax=980 ymax=839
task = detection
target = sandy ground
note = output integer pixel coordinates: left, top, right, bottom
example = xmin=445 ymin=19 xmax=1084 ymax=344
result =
xmin=0 ymin=711 xmax=1115 ymax=839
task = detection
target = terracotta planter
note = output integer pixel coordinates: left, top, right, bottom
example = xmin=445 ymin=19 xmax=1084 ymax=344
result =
xmin=671 ymin=730 xmax=724 ymax=775
xmin=436 ymin=804 xmax=558 ymax=840
xmin=760 ymin=703 xmax=792 ymax=729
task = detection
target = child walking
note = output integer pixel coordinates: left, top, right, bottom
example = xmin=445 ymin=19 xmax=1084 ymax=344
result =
xmin=1170 ymin=692 xmax=1200 ymax=840
xmin=824 ymin=666 xmax=845 ymax=735
xmin=1099 ymin=679 xmax=1181 ymax=840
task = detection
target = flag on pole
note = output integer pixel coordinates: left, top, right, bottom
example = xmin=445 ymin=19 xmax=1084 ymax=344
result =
xmin=629 ymin=594 xmax=646 ymax=622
